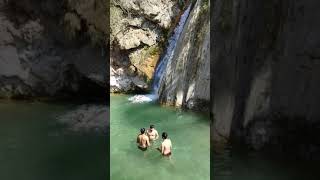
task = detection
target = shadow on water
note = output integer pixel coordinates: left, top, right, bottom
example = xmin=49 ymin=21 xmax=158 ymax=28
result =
xmin=0 ymin=100 xmax=109 ymax=180
xmin=213 ymin=144 xmax=320 ymax=180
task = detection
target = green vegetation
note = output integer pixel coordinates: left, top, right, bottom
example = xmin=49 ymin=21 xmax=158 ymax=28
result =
xmin=147 ymin=45 xmax=161 ymax=56
xmin=144 ymin=74 xmax=153 ymax=87
xmin=138 ymin=45 xmax=161 ymax=63
xmin=177 ymin=0 xmax=187 ymax=9
xmin=202 ymin=0 xmax=209 ymax=12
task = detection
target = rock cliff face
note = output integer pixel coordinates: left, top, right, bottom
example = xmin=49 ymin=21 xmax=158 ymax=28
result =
xmin=158 ymin=0 xmax=210 ymax=111
xmin=110 ymin=0 xmax=181 ymax=93
xmin=0 ymin=0 xmax=107 ymax=99
xmin=212 ymin=0 xmax=320 ymax=158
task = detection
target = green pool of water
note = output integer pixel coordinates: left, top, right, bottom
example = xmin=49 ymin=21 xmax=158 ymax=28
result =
xmin=213 ymin=146 xmax=320 ymax=180
xmin=110 ymin=95 xmax=210 ymax=180
xmin=0 ymin=100 xmax=108 ymax=180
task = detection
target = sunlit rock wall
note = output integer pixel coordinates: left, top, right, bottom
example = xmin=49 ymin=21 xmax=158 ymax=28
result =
xmin=110 ymin=0 xmax=182 ymax=93
xmin=158 ymin=0 xmax=210 ymax=112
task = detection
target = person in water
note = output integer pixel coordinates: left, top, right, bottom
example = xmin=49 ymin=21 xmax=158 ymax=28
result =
xmin=146 ymin=124 xmax=159 ymax=141
xmin=137 ymin=128 xmax=150 ymax=151
xmin=157 ymin=132 xmax=172 ymax=156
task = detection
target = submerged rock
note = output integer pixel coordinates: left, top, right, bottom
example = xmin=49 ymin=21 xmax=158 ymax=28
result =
xmin=57 ymin=104 xmax=108 ymax=134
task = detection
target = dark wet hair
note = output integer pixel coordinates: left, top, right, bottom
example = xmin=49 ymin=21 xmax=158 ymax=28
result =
xmin=150 ymin=125 xmax=154 ymax=129
xmin=162 ymin=132 xmax=168 ymax=139
xmin=140 ymin=128 xmax=145 ymax=134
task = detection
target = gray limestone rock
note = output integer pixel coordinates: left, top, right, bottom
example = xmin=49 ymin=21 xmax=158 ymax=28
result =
xmin=0 ymin=1 xmax=107 ymax=99
xmin=158 ymin=0 xmax=210 ymax=112
xmin=110 ymin=0 xmax=180 ymax=93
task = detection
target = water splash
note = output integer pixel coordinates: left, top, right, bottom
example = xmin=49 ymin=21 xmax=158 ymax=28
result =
xmin=128 ymin=94 xmax=157 ymax=103
xmin=129 ymin=5 xmax=192 ymax=103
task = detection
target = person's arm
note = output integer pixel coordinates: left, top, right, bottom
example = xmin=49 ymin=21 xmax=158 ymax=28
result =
xmin=161 ymin=143 xmax=164 ymax=154
xmin=146 ymin=137 xmax=150 ymax=147
xmin=155 ymin=131 xmax=159 ymax=140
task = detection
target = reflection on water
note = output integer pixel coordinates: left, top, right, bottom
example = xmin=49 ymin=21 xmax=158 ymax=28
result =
xmin=111 ymin=95 xmax=210 ymax=180
xmin=0 ymin=101 xmax=108 ymax=180
xmin=213 ymin=146 xmax=320 ymax=180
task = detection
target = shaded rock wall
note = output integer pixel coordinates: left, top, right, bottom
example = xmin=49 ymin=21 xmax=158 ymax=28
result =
xmin=212 ymin=0 xmax=320 ymax=158
xmin=158 ymin=0 xmax=210 ymax=112
xmin=0 ymin=0 xmax=107 ymax=99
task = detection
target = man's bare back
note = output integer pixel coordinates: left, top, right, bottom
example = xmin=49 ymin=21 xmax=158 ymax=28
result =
xmin=157 ymin=132 xmax=172 ymax=156
xmin=137 ymin=128 xmax=150 ymax=151
xmin=161 ymin=139 xmax=172 ymax=155
xmin=137 ymin=134 xmax=150 ymax=148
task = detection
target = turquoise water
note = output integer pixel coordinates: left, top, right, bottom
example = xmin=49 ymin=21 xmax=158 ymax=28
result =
xmin=0 ymin=100 xmax=108 ymax=180
xmin=110 ymin=95 xmax=210 ymax=180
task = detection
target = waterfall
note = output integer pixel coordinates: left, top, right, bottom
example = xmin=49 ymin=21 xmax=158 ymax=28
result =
xmin=129 ymin=5 xmax=191 ymax=103
xmin=152 ymin=5 xmax=191 ymax=93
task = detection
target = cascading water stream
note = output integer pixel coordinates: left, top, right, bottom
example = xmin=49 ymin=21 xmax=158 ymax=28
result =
xmin=152 ymin=4 xmax=192 ymax=93
xmin=129 ymin=5 xmax=191 ymax=103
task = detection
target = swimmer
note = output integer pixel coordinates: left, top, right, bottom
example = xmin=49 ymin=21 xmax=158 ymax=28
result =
xmin=157 ymin=132 xmax=172 ymax=156
xmin=146 ymin=124 xmax=159 ymax=141
xmin=137 ymin=128 xmax=150 ymax=151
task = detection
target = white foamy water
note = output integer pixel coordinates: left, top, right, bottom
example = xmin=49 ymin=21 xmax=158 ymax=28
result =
xmin=128 ymin=94 xmax=157 ymax=103
xmin=129 ymin=5 xmax=192 ymax=103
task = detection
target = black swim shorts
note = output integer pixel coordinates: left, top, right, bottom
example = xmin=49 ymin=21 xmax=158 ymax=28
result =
xmin=138 ymin=146 xmax=147 ymax=151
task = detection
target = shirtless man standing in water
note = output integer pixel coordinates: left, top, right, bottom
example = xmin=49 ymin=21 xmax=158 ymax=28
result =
xmin=147 ymin=125 xmax=159 ymax=141
xmin=137 ymin=128 xmax=150 ymax=151
xmin=158 ymin=132 xmax=172 ymax=156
